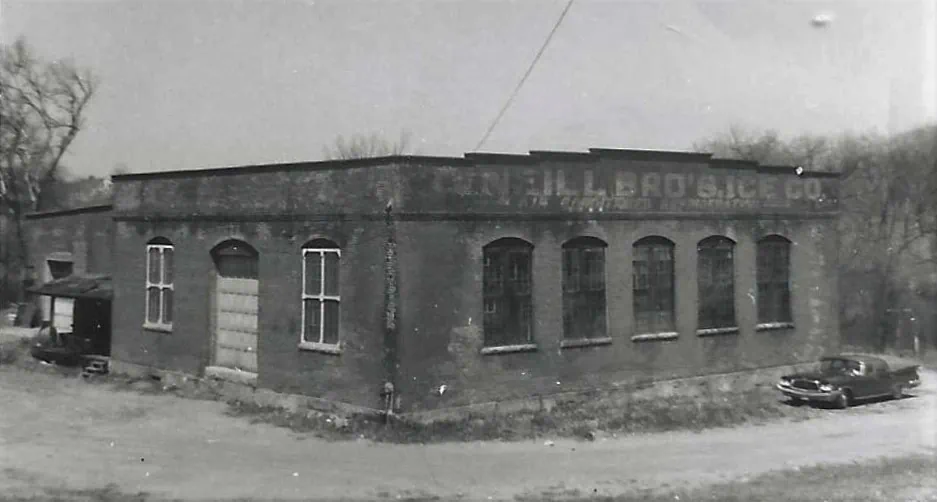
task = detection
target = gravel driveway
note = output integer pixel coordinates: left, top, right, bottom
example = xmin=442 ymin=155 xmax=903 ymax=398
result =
xmin=1 ymin=365 xmax=934 ymax=501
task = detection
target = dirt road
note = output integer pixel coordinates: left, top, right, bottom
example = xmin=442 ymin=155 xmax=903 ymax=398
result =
xmin=1 ymin=366 xmax=935 ymax=501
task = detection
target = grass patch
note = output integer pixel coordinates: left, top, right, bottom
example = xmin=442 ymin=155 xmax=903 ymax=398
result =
xmin=224 ymin=384 xmax=826 ymax=444
xmin=527 ymin=454 xmax=937 ymax=501
xmin=5 ymin=346 xmax=834 ymax=445
xmin=0 ymin=338 xmax=29 ymax=365
xmin=0 ymin=337 xmax=83 ymax=378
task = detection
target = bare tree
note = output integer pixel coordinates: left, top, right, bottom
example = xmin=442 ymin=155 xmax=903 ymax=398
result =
xmin=0 ymin=38 xmax=96 ymax=296
xmin=696 ymin=125 xmax=937 ymax=351
xmin=323 ymin=131 xmax=412 ymax=160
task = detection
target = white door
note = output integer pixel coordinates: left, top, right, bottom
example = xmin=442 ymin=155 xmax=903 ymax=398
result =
xmin=212 ymin=242 xmax=259 ymax=374
xmin=53 ymin=297 xmax=75 ymax=335
xmin=214 ymin=277 xmax=259 ymax=373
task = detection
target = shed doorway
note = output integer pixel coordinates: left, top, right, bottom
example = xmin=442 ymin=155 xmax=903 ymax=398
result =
xmin=211 ymin=241 xmax=259 ymax=375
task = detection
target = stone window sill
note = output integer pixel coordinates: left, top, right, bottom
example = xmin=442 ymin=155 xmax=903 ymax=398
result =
xmin=204 ymin=365 xmax=258 ymax=385
xmin=560 ymin=337 xmax=613 ymax=349
xmin=480 ymin=343 xmax=538 ymax=355
xmin=298 ymin=341 xmax=343 ymax=355
xmin=756 ymin=322 xmax=795 ymax=332
xmin=697 ymin=327 xmax=740 ymax=336
xmin=631 ymin=331 xmax=679 ymax=342
xmin=143 ymin=323 xmax=173 ymax=334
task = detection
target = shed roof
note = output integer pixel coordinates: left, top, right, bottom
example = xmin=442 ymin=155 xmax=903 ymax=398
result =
xmin=27 ymin=275 xmax=113 ymax=300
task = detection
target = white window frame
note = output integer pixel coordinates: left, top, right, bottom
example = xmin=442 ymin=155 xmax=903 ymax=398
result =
xmin=144 ymin=243 xmax=174 ymax=331
xmin=300 ymin=247 xmax=341 ymax=351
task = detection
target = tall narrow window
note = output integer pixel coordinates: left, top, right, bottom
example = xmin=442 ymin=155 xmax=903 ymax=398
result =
xmin=145 ymin=238 xmax=174 ymax=329
xmin=302 ymin=240 xmax=341 ymax=346
xmin=483 ymin=238 xmax=533 ymax=347
xmin=563 ymin=237 xmax=607 ymax=340
xmin=757 ymin=235 xmax=792 ymax=325
xmin=633 ymin=236 xmax=675 ymax=334
xmin=697 ymin=236 xmax=736 ymax=331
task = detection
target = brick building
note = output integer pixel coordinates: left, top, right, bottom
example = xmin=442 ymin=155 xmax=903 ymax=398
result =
xmin=28 ymin=149 xmax=841 ymax=415
xmin=25 ymin=205 xmax=114 ymax=354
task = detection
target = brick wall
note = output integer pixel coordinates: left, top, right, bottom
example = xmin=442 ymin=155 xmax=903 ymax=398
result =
xmin=395 ymin=217 xmax=839 ymax=412
xmin=108 ymin=153 xmax=840 ymax=414
xmin=26 ymin=206 xmax=114 ymax=278
xmin=25 ymin=206 xmax=114 ymax=321
xmin=110 ymin=162 xmax=397 ymax=410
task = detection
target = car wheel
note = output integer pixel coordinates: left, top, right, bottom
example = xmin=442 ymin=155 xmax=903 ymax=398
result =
xmin=892 ymin=385 xmax=904 ymax=400
xmin=835 ymin=390 xmax=851 ymax=409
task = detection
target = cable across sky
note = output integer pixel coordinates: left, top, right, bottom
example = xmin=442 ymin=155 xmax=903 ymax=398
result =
xmin=474 ymin=0 xmax=575 ymax=151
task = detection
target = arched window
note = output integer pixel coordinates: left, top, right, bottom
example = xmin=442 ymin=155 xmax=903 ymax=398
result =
xmin=633 ymin=236 xmax=675 ymax=334
xmin=757 ymin=235 xmax=792 ymax=324
xmin=562 ymin=237 xmax=607 ymax=340
xmin=302 ymin=239 xmax=341 ymax=346
xmin=697 ymin=236 xmax=736 ymax=331
xmin=482 ymin=238 xmax=533 ymax=347
xmin=145 ymin=237 xmax=174 ymax=329
xmin=212 ymin=240 xmax=258 ymax=279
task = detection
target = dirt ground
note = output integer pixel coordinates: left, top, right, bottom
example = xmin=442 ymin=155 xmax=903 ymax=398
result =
xmin=1 ymin=362 xmax=935 ymax=501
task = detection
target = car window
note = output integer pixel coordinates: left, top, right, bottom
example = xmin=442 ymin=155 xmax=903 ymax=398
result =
xmin=821 ymin=359 xmax=844 ymax=372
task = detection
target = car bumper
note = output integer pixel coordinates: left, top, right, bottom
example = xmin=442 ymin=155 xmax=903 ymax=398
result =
xmin=776 ymin=384 xmax=840 ymax=402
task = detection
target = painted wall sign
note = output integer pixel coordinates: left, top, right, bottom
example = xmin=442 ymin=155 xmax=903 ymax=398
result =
xmin=412 ymin=165 xmax=838 ymax=214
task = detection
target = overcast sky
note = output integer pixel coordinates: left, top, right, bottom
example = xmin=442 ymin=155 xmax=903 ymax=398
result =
xmin=2 ymin=0 xmax=935 ymax=178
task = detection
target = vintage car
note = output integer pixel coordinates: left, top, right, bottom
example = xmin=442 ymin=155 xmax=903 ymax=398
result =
xmin=776 ymin=354 xmax=921 ymax=408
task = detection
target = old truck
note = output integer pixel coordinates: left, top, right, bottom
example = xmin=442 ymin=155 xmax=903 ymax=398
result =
xmin=776 ymin=354 xmax=921 ymax=409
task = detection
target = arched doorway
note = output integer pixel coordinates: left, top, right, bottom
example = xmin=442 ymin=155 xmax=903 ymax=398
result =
xmin=211 ymin=240 xmax=259 ymax=374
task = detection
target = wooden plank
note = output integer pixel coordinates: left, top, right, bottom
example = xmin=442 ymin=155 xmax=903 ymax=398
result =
xmin=214 ymin=347 xmax=241 ymax=368
xmin=217 ymin=313 xmax=258 ymax=333
xmin=215 ymin=329 xmax=257 ymax=350
xmin=214 ymin=276 xmax=260 ymax=373
xmin=217 ymin=277 xmax=259 ymax=295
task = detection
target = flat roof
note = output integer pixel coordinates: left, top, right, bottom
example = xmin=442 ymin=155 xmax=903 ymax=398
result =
xmin=25 ymin=204 xmax=114 ymax=220
xmin=111 ymin=149 xmax=841 ymax=181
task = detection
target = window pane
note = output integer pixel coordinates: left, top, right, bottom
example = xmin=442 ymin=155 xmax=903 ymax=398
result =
xmin=483 ymin=252 xmax=503 ymax=295
xmin=483 ymin=244 xmax=533 ymax=347
xmin=563 ymin=249 xmax=580 ymax=292
xmin=324 ymin=252 xmax=340 ymax=297
xmin=148 ymin=248 xmax=160 ymax=284
xmin=757 ymin=239 xmax=791 ymax=323
xmin=590 ymin=292 xmax=607 ymax=338
xmin=304 ymin=298 xmax=321 ymax=343
xmin=633 ymin=258 xmax=648 ymax=290
xmin=163 ymin=248 xmax=174 ymax=284
xmin=779 ymin=287 xmax=792 ymax=322
xmin=48 ymin=260 xmax=74 ymax=280
xmin=162 ymin=289 xmax=173 ymax=324
xmin=564 ymin=245 xmax=606 ymax=339
xmin=634 ymin=242 xmax=674 ymax=334
xmin=304 ymin=252 xmax=321 ymax=295
xmin=509 ymin=251 xmax=531 ymax=295
xmin=516 ymin=298 xmax=533 ymax=343
xmin=146 ymin=287 xmax=160 ymax=324
xmin=699 ymin=243 xmax=736 ymax=328
xmin=323 ymin=300 xmax=340 ymax=344
xmin=586 ymin=249 xmax=605 ymax=290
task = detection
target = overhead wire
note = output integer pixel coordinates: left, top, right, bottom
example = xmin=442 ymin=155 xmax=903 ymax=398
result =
xmin=473 ymin=0 xmax=575 ymax=151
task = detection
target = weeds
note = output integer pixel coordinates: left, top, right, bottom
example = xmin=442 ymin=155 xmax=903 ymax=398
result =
xmin=3 ymin=339 xmax=828 ymax=445
xmin=218 ymin=384 xmax=822 ymax=445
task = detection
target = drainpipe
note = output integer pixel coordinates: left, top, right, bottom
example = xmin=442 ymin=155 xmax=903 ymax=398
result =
xmin=382 ymin=199 xmax=399 ymax=421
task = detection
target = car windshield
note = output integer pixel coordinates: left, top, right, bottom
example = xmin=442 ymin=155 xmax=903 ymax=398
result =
xmin=820 ymin=358 xmax=861 ymax=374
